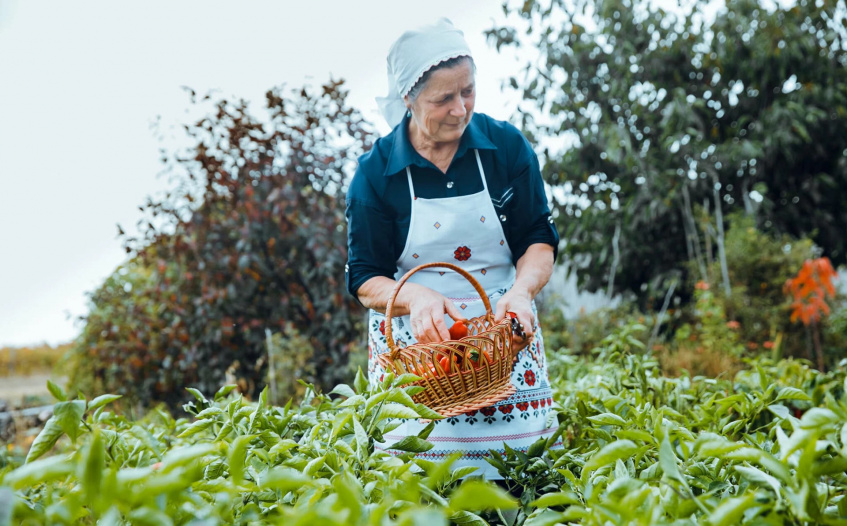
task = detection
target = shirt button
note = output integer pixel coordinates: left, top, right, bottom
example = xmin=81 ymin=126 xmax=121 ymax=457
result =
xmin=446 ymin=181 xmax=454 ymax=189
xmin=499 ymin=214 xmax=507 ymax=222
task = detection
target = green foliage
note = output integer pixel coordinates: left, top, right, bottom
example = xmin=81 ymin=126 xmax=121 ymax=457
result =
xmin=711 ymin=213 xmax=824 ymax=365
xmin=6 ymin=350 xmax=847 ymax=524
xmin=489 ymin=0 xmax=847 ymax=302
xmin=69 ymin=80 xmax=374 ymax=409
xmin=538 ymin=303 xmax=646 ymax=358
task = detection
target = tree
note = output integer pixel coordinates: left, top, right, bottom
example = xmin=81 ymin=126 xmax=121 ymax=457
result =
xmin=488 ymin=0 xmax=847 ymax=306
xmin=71 ymin=80 xmax=375 ymax=408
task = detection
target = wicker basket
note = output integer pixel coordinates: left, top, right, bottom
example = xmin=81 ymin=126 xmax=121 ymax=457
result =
xmin=376 ymin=262 xmax=522 ymax=418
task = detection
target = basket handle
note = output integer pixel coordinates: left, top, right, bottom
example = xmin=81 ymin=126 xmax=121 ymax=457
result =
xmin=385 ymin=262 xmax=495 ymax=354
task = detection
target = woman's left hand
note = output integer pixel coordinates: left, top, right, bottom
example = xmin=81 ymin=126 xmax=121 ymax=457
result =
xmin=494 ymin=287 xmax=535 ymax=347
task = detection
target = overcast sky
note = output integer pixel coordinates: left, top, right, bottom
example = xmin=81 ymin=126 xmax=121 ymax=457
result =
xmin=0 ymin=1 xmax=530 ymax=347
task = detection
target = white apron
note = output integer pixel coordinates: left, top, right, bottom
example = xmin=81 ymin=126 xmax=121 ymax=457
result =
xmin=367 ymin=150 xmax=560 ymax=479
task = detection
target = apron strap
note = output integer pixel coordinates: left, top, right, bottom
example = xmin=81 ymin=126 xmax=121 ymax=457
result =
xmin=474 ymin=149 xmax=488 ymax=192
xmin=405 ymin=166 xmax=416 ymax=199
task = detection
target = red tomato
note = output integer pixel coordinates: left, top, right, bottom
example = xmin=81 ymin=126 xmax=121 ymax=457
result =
xmin=449 ymin=321 xmax=469 ymax=340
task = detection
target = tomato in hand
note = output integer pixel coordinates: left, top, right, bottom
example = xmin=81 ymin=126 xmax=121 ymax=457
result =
xmin=449 ymin=320 xmax=469 ymax=340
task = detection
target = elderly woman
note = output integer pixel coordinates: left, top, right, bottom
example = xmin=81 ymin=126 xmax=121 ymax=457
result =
xmin=345 ymin=19 xmax=560 ymax=479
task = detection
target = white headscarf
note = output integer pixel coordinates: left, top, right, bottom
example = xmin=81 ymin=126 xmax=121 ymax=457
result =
xmin=376 ymin=18 xmax=473 ymax=129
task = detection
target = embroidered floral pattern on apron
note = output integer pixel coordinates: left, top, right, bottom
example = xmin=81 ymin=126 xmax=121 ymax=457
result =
xmin=366 ymin=150 xmax=561 ymax=479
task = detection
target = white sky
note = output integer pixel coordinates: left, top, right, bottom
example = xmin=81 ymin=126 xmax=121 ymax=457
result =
xmin=0 ymin=1 xmax=529 ymax=347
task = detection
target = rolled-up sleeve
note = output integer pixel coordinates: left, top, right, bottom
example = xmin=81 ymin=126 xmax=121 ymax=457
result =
xmin=507 ymin=135 xmax=559 ymax=264
xmin=345 ymin=171 xmax=397 ymax=300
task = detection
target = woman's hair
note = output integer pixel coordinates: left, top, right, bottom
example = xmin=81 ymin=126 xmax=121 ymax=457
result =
xmin=406 ymin=55 xmax=475 ymax=103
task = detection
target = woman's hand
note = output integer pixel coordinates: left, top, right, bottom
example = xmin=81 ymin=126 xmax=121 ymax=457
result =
xmin=355 ymin=277 xmax=464 ymax=344
xmin=494 ymin=287 xmax=535 ymax=347
xmin=406 ymin=286 xmax=465 ymax=344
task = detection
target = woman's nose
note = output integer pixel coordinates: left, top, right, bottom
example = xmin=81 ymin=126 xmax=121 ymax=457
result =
xmin=450 ymin=98 xmax=467 ymax=117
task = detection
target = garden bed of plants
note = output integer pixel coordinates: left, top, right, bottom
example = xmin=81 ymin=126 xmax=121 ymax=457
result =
xmin=1 ymin=325 xmax=845 ymax=526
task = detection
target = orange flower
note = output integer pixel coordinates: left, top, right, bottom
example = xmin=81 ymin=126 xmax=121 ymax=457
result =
xmin=785 ymin=257 xmax=839 ymax=326
xmin=695 ymin=281 xmax=710 ymax=291
xmin=726 ymin=320 xmax=741 ymax=330
xmin=763 ymin=341 xmax=775 ymax=349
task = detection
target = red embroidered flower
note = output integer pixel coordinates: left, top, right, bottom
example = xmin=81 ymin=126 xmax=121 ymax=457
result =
xmin=498 ymin=404 xmax=514 ymax=414
xmin=547 ymin=397 xmax=553 ymax=405
xmin=465 ymin=410 xmax=478 ymax=417
xmin=530 ymin=400 xmax=540 ymax=409
xmin=516 ymin=402 xmax=529 ymax=412
xmin=379 ymin=320 xmax=386 ymax=335
xmin=540 ymin=398 xmax=547 ymax=407
xmin=454 ymin=246 xmax=471 ymax=261
xmin=480 ymin=406 xmax=497 ymax=416
xmin=524 ymin=370 xmax=536 ymax=386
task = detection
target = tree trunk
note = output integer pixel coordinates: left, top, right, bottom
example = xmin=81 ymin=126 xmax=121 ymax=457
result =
xmin=681 ymin=184 xmax=708 ymax=282
xmin=712 ymin=176 xmax=732 ymax=297
xmin=811 ymin=320 xmax=825 ymax=372
xmin=606 ymin=222 xmax=621 ymax=300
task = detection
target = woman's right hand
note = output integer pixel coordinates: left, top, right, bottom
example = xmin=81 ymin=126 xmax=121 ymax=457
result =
xmin=355 ymin=277 xmax=464 ymax=344
xmin=403 ymin=284 xmax=465 ymax=344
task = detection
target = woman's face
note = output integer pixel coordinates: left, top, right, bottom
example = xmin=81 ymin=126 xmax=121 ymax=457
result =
xmin=406 ymin=60 xmax=475 ymax=145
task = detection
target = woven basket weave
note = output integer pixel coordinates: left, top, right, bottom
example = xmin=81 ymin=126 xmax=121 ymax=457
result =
xmin=376 ymin=262 xmax=521 ymax=418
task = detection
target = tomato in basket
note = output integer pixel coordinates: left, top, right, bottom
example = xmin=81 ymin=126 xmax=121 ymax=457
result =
xmin=449 ymin=320 xmax=469 ymax=340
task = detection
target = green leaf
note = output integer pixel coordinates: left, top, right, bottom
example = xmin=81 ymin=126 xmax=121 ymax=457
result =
xmin=774 ymin=387 xmax=812 ymax=403
xmin=79 ymin=428 xmax=105 ymax=502
xmin=767 ymin=404 xmax=792 ymax=421
xmin=735 ymin=464 xmax=782 ymax=496
xmin=330 ymin=384 xmax=357 ymax=398
xmin=159 ymin=443 xmax=218 ymax=471
xmin=417 ymin=421 xmax=436 ymax=440
xmin=25 ymin=417 xmax=65 ymax=463
xmin=185 ymin=387 xmax=207 ymax=403
xmin=386 ymin=388 xmax=419 ymax=409
xmin=582 ymin=440 xmax=640 ymax=478
xmin=54 ymin=400 xmax=86 ymax=442
xmin=531 ymin=491 xmax=581 ymax=508
xmin=261 ymin=467 xmax=311 ymax=492
xmin=415 ymin=404 xmax=444 ymax=420
xmin=386 ymin=436 xmax=434 ymax=453
xmin=352 ymin=415 xmax=368 ymax=459
xmin=195 ymin=407 xmax=225 ymax=419
xmin=176 ymin=419 xmax=214 ymax=438
xmin=47 ymin=379 xmax=67 ymax=402
xmin=339 ymin=394 xmax=366 ymax=408
xmin=214 ymin=384 xmax=238 ymax=401
xmin=587 ymin=412 xmax=627 ymax=426
xmin=659 ymin=436 xmax=683 ymax=483
xmin=695 ymin=433 xmax=745 ymax=458
xmin=354 ymin=367 xmax=368 ymax=394
xmin=393 ymin=373 xmax=422 ymax=386
xmin=450 ymin=466 xmax=480 ymax=482
xmin=449 ymin=480 xmax=518 ymax=512
xmin=228 ymin=434 xmax=255 ymax=484
xmin=375 ymin=403 xmax=420 ymax=421
xmin=723 ymin=447 xmax=791 ymax=484
xmin=87 ymin=394 xmax=122 ymax=412
xmin=449 ymin=511 xmax=488 ymax=525
xmin=7 ymin=455 xmax=75 ymax=488
xmin=127 ymin=506 xmax=174 ymax=526
xmin=706 ymin=492 xmax=757 ymax=526
xmin=799 ymin=408 xmax=840 ymax=429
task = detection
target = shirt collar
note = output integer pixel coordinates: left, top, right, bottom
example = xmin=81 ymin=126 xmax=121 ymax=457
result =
xmin=383 ymin=113 xmax=497 ymax=176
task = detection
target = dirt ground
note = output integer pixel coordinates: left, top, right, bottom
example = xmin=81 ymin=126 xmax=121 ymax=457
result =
xmin=0 ymin=374 xmax=57 ymax=406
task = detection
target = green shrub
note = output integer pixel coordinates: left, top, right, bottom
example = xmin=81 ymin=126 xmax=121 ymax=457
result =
xmin=68 ymin=81 xmax=372 ymax=410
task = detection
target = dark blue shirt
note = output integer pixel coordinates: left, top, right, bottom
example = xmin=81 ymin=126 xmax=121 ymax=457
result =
xmin=345 ymin=112 xmax=559 ymax=299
